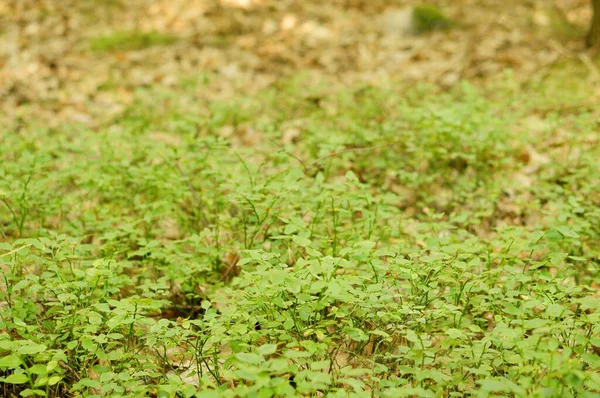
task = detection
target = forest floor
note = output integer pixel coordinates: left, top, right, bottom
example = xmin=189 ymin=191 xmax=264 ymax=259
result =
xmin=1 ymin=0 xmax=599 ymax=128
xmin=1 ymin=1 xmax=600 ymax=397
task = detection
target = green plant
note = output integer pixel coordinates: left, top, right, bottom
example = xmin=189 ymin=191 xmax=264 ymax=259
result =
xmin=90 ymin=31 xmax=179 ymax=52
xmin=412 ymin=5 xmax=456 ymax=34
xmin=1 ymin=74 xmax=599 ymax=397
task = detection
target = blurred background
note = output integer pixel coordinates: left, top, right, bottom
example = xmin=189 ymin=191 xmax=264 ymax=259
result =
xmin=1 ymin=0 xmax=598 ymax=130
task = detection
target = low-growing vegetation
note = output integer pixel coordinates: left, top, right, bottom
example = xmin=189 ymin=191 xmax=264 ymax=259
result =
xmin=1 ymin=76 xmax=599 ymax=398
xmin=90 ymin=31 xmax=179 ymax=52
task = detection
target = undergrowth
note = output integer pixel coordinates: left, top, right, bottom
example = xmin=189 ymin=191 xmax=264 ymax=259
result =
xmin=90 ymin=31 xmax=179 ymax=52
xmin=1 ymin=77 xmax=599 ymax=397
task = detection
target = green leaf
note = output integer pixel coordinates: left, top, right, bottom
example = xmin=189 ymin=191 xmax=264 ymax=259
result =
xmin=80 ymin=378 xmax=101 ymax=388
xmin=405 ymin=330 xmax=419 ymax=343
xmin=0 ymin=354 xmax=23 ymax=369
xmin=577 ymin=297 xmax=600 ymax=311
xmin=19 ymin=389 xmax=46 ymax=397
xmin=582 ymin=353 xmax=600 ymax=367
xmin=195 ymin=391 xmax=220 ymax=398
xmin=445 ymin=328 xmax=467 ymax=340
xmin=18 ymin=343 xmax=46 ymax=355
xmin=415 ymin=369 xmax=451 ymax=383
xmin=345 ymin=171 xmax=358 ymax=183
xmin=267 ymin=358 xmax=289 ymax=372
xmin=45 ymin=361 xmax=58 ymax=373
xmin=11 ymin=279 xmax=30 ymax=292
xmin=478 ymin=378 xmax=510 ymax=392
xmin=557 ymin=226 xmax=579 ymax=238
xmin=284 ymin=223 xmax=299 ymax=234
xmin=235 ymin=352 xmax=263 ymax=364
xmin=88 ymin=313 xmax=103 ymax=325
xmin=0 ymin=340 xmax=17 ymax=351
xmin=344 ymin=327 xmax=368 ymax=342
xmin=524 ymin=318 xmax=550 ymax=329
xmin=310 ymin=360 xmax=330 ymax=370
xmin=34 ymin=376 xmax=49 ymax=387
xmin=93 ymin=303 xmax=111 ymax=312
xmin=182 ymin=384 xmax=197 ymax=398
xmin=47 ymin=376 xmax=61 ymax=386
xmin=81 ymin=339 xmax=97 ymax=352
xmin=338 ymin=377 xmax=365 ymax=391
xmin=549 ymin=252 xmax=567 ymax=266
xmin=545 ymin=303 xmax=564 ymax=318
xmin=544 ymin=229 xmax=563 ymax=242
xmin=2 ymin=373 xmax=29 ymax=384
xmin=477 ymin=377 xmax=525 ymax=394
xmin=257 ymin=344 xmax=277 ymax=356
xmin=340 ymin=366 xmax=369 ymax=376
xmin=293 ymin=235 xmax=311 ymax=248
xmin=283 ymin=349 xmax=311 ymax=358
xmin=28 ymin=364 xmax=46 ymax=375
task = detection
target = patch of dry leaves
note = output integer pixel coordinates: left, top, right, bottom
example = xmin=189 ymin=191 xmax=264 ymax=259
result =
xmin=0 ymin=0 xmax=597 ymax=130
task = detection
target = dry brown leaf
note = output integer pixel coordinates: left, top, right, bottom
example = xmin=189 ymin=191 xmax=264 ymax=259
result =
xmin=281 ymin=127 xmax=301 ymax=144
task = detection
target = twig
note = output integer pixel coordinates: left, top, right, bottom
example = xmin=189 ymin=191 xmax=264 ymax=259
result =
xmin=58 ymin=361 xmax=81 ymax=382
xmin=0 ymin=244 xmax=32 ymax=258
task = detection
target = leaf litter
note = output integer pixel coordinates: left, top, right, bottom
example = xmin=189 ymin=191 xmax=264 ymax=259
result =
xmin=1 ymin=0 xmax=598 ymax=130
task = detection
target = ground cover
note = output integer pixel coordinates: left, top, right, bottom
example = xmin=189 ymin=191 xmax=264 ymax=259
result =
xmin=1 ymin=75 xmax=599 ymax=397
xmin=1 ymin=1 xmax=600 ymax=397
